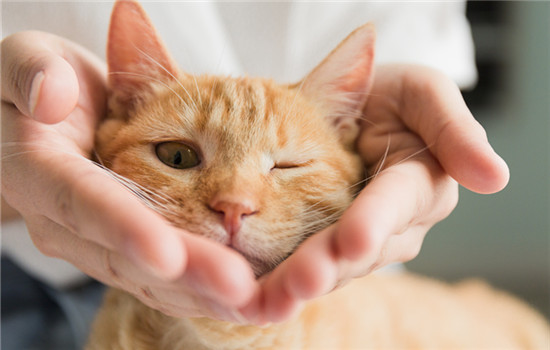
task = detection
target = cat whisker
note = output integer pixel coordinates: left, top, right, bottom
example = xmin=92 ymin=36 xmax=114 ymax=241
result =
xmin=371 ymin=133 xmax=391 ymax=180
xmin=2 ymin=141 xmax=180 ymax=218
xmin=291 ymin=142 xmax=433 ymax=239
xmin=298 ymin=179 xmax=365 ymax=219
xmin=284 ymin=77 xmax=308 ymax=122
xmin=191 ymin=75 xmax=204 ymax=107
xmin=134 ymin=47 xmax=201 ymax=113
xmin=94 ymin=163 xmax=181 ymax=218
xmin=353 ymin=142 xmax=432 ymax=187
xmin=1 ymin=142 xmax=91 ymax=162
xmin=293 ymin=197 xmax=348 ymax=226
xmin=378 ymin=143 xmax=434 ymax=170
xmin=109 ymin=71 xmax=194 ymax=115
xmin=208 ymin=78 xmax=220 ymax=113
xmin=292 ymin=207 xmax=347 ymax=240
xmin=92 ymin=154 xmax=180 ymax=216
xmin=213 ymin=42 xmax=229 ymax=77
xmin=329 ymin=91 xmax=387 ymax=103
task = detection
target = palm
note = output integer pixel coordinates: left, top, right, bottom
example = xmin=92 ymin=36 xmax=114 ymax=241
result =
xmin=251 ymin=64 xmax=509 ymax=323
xmin=359 ymin=68 xmax=432 ymax=176
xmin=2 ymin=32 xmax=257 ymax=322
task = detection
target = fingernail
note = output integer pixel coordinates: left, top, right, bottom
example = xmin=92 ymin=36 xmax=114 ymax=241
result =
xmin=29 ymin=71 xmax=45 ymax=119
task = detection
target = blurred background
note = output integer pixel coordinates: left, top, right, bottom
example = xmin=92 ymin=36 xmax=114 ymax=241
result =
xmin=406 ymin=1 xmax=549 ymax=318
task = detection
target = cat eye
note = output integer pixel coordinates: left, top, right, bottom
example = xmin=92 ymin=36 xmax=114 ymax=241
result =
xmin=155 ymin=142 xmax=200 ymax=169
xmin=271 ymin=160 xmax=311 ymax=171
xmin=272 ymin=162 xmax=301 ymax=170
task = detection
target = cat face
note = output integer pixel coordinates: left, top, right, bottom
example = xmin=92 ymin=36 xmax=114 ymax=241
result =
xmin=97 ymin=75 xmax=363 ymax=275
xmin=96 ymin=0 xmax=375 ymax=276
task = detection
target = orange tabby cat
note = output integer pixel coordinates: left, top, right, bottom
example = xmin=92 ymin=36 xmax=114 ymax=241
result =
xmin=87 ymin=1 xmax=549 ymax=349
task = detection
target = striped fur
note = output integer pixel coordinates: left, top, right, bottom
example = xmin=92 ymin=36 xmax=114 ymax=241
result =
xmin=88 ymin=2 xmax=549 ymax=349
xmin=96 ymin=73 xmax=364 ymax=276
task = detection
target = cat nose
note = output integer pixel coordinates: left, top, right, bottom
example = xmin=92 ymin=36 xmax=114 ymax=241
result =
xmin=209 ymin=198 xmax=258 ymax=236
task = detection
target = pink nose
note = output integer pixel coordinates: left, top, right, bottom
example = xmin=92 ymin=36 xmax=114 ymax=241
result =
xmin=209 ymin=198 xmax=258 ymax=236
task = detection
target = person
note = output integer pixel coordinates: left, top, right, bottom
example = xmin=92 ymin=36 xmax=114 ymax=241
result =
xmin=1 ymin=2 xmax=509 ymax=349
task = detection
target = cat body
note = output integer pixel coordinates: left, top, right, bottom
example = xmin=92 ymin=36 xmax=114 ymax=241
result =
xmin=90 ymin=274 xmax=548 ymax=350
xmin=88 ymin=1 xmax=549 ymax=349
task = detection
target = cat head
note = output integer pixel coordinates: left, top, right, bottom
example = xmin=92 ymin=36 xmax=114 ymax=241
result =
xmin=96 ymin=0 xmax=376 ymax=276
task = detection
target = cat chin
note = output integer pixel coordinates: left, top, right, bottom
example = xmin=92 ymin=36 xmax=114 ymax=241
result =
xmin=229 ymin=247 xmax=280 ymax=279
xmin=187 ymin=224 xmax=281 ymax=277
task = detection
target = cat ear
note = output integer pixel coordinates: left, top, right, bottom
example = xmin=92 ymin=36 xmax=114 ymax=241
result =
xmin=300 ymin=23 xmax=376 ymax=148
xmin=107 ymin=0 xmax=179 ymax=115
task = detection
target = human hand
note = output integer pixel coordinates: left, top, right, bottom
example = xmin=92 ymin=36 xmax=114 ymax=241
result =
xmin=1 ymin=31 xmax=257 ymax=321
xmin=249 ymin=64 xmax=510 ymax=323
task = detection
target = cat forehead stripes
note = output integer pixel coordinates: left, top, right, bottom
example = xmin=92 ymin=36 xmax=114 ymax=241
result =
xmin=97 ymin=0 xmax=373 ymax=277
xmin=132 ymin=74 xmax=329 ymax=168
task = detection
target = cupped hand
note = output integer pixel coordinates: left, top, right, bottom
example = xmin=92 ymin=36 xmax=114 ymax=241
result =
xmin=250 ymin=64 xmax=510 ymax=323
xmin=1 ymin=31 xmax=256 ymax=321
xmin=1 ymin=33 xmax=510 ymax=326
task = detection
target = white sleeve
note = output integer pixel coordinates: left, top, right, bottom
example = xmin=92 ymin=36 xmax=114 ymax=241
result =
xmin=1 ymin=2 xmax=111 ymax=58
xmin=1 ymin=1 xmax=476 ymax=289
xmin=1 ymin=2 xmax=241 ymax=289
xmin=285 ymin=1 xmax=477 ymax=88
xmin=1 ymin=2 xmax=244 ymax=76
xmin=2 ymin=2 xmax=109 ymax=289
xmin=373 ymin=1 xmax=478 ymax=89
xmin=2 ymin=219 xmax=90 ymax=289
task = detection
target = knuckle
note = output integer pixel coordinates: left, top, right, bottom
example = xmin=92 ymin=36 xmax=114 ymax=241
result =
xmin=398 ymin=225 xmax=430 ymax=263
xmin=33 ymin=234 xmax=58 ymax=258
xmin=435 ymin=177 xmax=459 ymax=219
xmin=103 ymin=249 xmax=125 ymax=289
xmin=407 ymin=65 xmax=453 ymax=95
xmin=133 ymin=293 xmax=179 ymax=317
xmin=370 ymin=244 xmax=389 ymax=272
xmin=402 ymin=240 xmax=423 ymax=262
xmin=53 ymin=182 xmax=79 ymax=233
xmin=401 ymin=65 xmax=451 ymax=105
xmin=26 ymin=219 xmax=61 ymax=258
xmin=138 ymin=286 xmax=157 ymax=302
xmin=53 ymin=167 xmax=103 ymax=236
xmin=418 ymin=174 xmax=459 ymax=227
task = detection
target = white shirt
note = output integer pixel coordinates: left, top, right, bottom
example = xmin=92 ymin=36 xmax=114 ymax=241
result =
xmin=2 ymin=1 xmax=476 ymax=288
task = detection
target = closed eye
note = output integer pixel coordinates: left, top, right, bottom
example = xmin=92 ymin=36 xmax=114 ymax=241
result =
xmin=271 ymin=160 xmax=312 ymax=171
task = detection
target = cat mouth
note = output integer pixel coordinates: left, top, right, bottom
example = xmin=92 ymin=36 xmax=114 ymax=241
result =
xmin=227 ymin=245 xmax=282 ymax=279
xmin=225 ymin=231 xmax=311 ymax=279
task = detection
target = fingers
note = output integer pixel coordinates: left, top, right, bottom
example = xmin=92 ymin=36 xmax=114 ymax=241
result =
xmin=37 ymin=155 xmax=257 ymax=301
xmin=1 ymin=31 xmax=78 ymax=123
xmin=27 ymin=158 xmax=188 ymax=280
xmin=106 ymin=235 xmax=256 ymax=321
xmin=2 ymin=127 xmax=185 ymax=281
xmin=336 ymin=156 xmax=457 ymax=262
xmin=373 ymin=65 xmax=509 ymax=194
xmin=169 ymin=232 xmax=257 ymax=308
xmin=26 ymin=212 xmax=257 ymax=320
xmin=1 ymin=31 xmax=260 ymax=322
xmin=258 ymin=156 xmax=457 ymax=323
xmin=1 ymin=31 xmax=105 ymax=124
xmin=430 ymin=118 xmax=509 ymax=194
xmin=257 ymin=64 xmax=505 ymax=324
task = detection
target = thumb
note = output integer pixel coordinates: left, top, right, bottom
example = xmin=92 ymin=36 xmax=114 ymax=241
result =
xmin=1 ymin=31 xmax=80 ymax=124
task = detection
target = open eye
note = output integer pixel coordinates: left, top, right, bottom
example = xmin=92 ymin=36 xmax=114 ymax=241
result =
xmin=155 ymin=142 xmax=200 ymax=169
